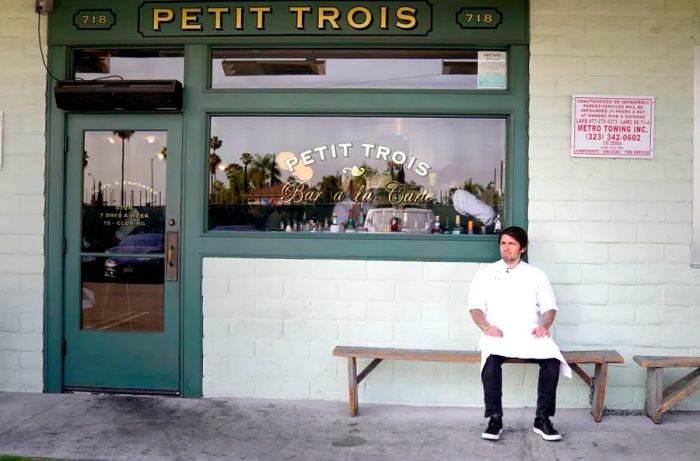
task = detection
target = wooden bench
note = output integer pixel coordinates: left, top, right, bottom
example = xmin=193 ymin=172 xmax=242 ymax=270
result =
xmin=333 ymin=346 xmax=624 ymax=422
xmin=633 ymin=355 xmax=700 ymax=424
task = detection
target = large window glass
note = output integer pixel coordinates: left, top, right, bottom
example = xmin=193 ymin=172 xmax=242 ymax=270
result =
xmin=73 ymin=49 xmax=184 ymax=81
xmin=208 ymin=116 xmax=506 ymax=235
xmin=211 ymin=50 xmax=507 ymax=90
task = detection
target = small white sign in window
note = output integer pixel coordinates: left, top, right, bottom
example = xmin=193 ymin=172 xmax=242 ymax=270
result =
xmin=477 ymin=51 xmax=507 ymax=89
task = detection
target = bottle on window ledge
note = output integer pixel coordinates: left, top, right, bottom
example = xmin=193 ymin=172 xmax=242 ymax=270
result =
xmin=431 ymin=215 xmax=443 ymax=234
xmin=494 ymin=214 xmax=502 ymax=233
xmin=346 ymin=210 xmax=356 ymax=232
xmin=452 ymin=215 xmax=463 ymax=234
xmin=467 ymin=219 xmax=474 ymax=235
xmin=389 ymin=216 xmax=400 ymax=232
xmin=330 ymin=212 xmax=340 ymax=233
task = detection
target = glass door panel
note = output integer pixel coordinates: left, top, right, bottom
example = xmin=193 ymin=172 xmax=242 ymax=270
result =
xmin=81 ymin=130 xmax=167 ymax=332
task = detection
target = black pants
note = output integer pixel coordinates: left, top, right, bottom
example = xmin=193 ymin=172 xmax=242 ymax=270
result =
xmin=481 ymin=354 xmax=560 ymax=419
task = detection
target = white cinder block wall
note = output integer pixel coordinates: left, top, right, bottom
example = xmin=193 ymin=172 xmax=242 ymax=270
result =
xmin=203 ymin=259 xmax=491 ymax=406
xmin=528 ymin=0 xmax=700 ymax=409
xmin=204 ymin=1 xmax=700 ymax=410
xmin=0 ymin=0 xmax=46 ymax=392
xmin=202 ymin=257 xmax=595 ymax=408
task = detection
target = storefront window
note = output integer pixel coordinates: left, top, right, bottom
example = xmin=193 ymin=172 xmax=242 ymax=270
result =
xmin=208 ymin=116 xmax=506 ymax=234
xmin=211 ymin=50 xmax=507 ymax=90
xmin=73 ymin=49 xmax=184 ymax=81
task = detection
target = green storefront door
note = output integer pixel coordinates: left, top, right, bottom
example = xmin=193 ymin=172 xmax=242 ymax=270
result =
xmin=63 ymin=114 xmax=182 ymax=393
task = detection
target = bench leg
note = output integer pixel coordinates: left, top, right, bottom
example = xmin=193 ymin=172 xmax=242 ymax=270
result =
xmin=347 ymin=357 xmax=358 ymax=417
xmin=591 ymin=363 xmax=609 ymax=422
xmin=659 ymin=367 xmax=700 ymax=416
xmin=646 ymin=367 xmax=663 ymax=424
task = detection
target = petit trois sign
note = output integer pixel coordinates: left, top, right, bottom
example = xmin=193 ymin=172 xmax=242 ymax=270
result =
xmin=139 ymin=1 xmax=432 ymax=36
xmin=283 ymin=142 xmax=432 ymax=178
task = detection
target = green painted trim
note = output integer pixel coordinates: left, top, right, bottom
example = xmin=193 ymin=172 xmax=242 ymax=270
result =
xmin=181 ymin=44 xmax=208 ymax=397
xmin=45 ymin=5 xmax=529 ymax=397
xmin=44 ymin=46 xmax=68 ymax=393
xmin=510 ymin=44 xmax=529 ymax=230
xmin=49 ymin=0 xmax=528 ymax=46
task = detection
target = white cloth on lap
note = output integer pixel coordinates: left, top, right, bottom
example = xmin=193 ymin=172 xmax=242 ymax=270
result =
xmin=468 ymin=259 xmax=572 ymax=378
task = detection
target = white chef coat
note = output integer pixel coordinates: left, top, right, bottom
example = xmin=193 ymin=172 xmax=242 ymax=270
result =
xmin=468 ymin=259 xmax=572 ymax=378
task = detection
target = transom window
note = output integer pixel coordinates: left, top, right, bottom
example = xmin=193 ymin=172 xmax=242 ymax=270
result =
xmin=73 ymin=49 xmax=184 ymax=81
xmin=211 ymin=50 xmax=507 ymax=90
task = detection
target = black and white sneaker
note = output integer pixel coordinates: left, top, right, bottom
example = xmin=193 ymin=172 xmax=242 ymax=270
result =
xmin=481 ymin=416 xmax=503 ymax=440
xmin=533 ymin=417 xmax=561 ymax=441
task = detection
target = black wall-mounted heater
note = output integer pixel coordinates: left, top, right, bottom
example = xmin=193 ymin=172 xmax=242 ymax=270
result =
xmin=54 ymin=80 xmax=183 ymax=112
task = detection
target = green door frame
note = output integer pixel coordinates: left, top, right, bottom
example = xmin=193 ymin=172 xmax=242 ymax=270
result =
xmin=62 ymin=114 xmax=182 ymax=392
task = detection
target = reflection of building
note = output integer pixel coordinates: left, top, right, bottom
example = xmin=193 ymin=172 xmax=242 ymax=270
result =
xmin=245 ymin=183 xmax=286 ymax=205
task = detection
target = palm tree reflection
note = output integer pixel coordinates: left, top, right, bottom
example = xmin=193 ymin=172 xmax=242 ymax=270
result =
xmin=112 ymin=130 xmax=134 ymax=206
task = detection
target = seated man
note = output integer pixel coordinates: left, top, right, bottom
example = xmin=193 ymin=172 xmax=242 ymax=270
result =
xmin=468 ymin=226 xmax=571 ymax=441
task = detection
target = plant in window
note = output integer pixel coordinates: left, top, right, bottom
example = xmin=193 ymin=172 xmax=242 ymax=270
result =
xmin=385 ymin=160 xmax=399 ymax=181
xmin=357 ymin=162 xmax=379 ymax=187
xmin=463 ymin=178 xmax=486 ymax=199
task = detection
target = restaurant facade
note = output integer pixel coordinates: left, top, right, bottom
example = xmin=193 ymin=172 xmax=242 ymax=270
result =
xmin=0 ymin=0 xmax=699 ymax=411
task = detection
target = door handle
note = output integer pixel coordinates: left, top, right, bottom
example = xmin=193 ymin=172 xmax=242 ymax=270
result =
xmin=165 ymin=231 xmax=178 ymax=281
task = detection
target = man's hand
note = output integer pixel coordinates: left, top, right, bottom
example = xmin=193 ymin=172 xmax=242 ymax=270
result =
xmin=532 ymin=310 xmax=556 ymax=338
xmin=484 ymin=325 xmax=504 ymax=337
xmin=470 ymin=309 xmax=503 ymax=337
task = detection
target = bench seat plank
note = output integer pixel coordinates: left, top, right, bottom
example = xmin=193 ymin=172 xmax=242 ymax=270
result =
xmin=334 ymin=347 xmax=480 ymax=362
xmin=633 ymin=355 xmax=700 ymax=368
xmin=333 ymin=346 xmax=624 ymax=365
xmin=334 ymin=346 xmax=623 ymax=421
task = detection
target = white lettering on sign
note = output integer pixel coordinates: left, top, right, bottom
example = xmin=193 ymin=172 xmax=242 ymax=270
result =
xmin=283 ymin=142 xmax=432 ymax=177
xmin=571 ymin=95 xmax=654 ymax=159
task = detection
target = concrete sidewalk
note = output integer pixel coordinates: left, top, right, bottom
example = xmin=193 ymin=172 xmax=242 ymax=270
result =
xmin=0 ymin=392 xmax=698 ymax=461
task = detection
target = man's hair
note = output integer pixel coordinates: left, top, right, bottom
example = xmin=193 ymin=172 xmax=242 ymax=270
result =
xmin=499 ymin=226 xmax=528 ymax=251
